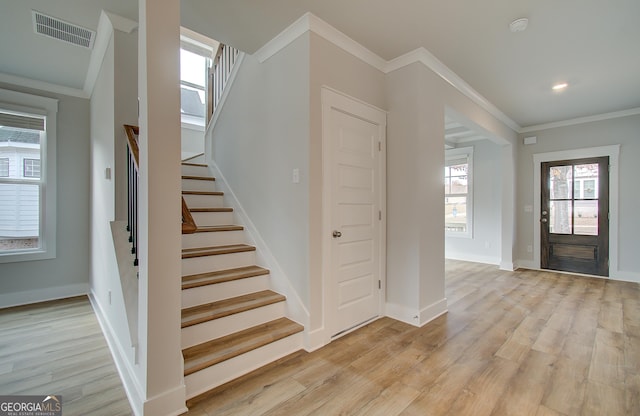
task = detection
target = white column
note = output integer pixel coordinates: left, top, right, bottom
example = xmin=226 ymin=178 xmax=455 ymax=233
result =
xmin=137 ymin=0 xmax=186 ymax=414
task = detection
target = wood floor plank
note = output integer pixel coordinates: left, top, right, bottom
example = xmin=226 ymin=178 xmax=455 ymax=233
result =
xmin=0 ymin=296 xmax=132 ymax=415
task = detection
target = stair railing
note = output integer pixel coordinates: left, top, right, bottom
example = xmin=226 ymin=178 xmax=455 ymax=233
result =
xmin=124 ymin=124 xmax=140 ymax=266
xmin=207 ymin=43 xmax=239 ymax=122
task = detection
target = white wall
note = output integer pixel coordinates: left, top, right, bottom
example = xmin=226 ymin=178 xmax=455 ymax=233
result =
xmin=89 ymin=22 xmax=142 ymax=412
xmin=445 ymin=139 xmax=502 ymax=264
xmin=308 ymin=33 xmax=387 ymax=337
xmin=181 ymin=124 xmax=204 ymax=159
xmin=210 ymin=34 xmax=311 ymax=310
xmin=516 ymin=114 xmax=640 ymax=282
xmin=0 ymin=83 xmax=90 ymax=307
xmin=385 ymin=62 xmax=517 ymax=325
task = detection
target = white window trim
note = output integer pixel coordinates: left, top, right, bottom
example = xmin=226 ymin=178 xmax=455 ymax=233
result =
xmin=0 ymin=89 xmax=58 ymax=263
xmin=445 ymin=146 xmax=473 ymax=238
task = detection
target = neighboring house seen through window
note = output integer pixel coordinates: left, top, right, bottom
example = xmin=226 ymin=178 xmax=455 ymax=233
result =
xmin=0 ymin=158 xmax=8 ymax=177
xmin=445 ymin=147 xmax=473 ymax=238
xmin=23 ymin=158 xmax=41 ymax=178
xmin=0 ymin=89 xmax=57 ymax=263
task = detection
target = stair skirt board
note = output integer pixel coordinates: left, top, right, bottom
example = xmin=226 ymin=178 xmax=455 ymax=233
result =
xmin=190 ymin=211 xmax=235 ymax=226
xmin=183 ymin=194 xmax=225 ymax=208
xmin=184 ymin=332 xmax=303 ymax=399
xmin=181 ymin=302 xmax=286 ymax=349
xmin=182 ymin=251 xmax=256 ymax=276
xmin=182 ymin=275 xmax=270 ymax=308
xmin=182 ymin=230 xmax=245 ymax=248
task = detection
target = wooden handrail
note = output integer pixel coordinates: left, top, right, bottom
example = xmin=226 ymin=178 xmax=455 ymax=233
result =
xmin=124 ymin=124 xmax=140 ymax=168
xmin=182 ymin=197 xmax=197 ymax=234
xmin=123 ymin=124 xmax=197 ymax=235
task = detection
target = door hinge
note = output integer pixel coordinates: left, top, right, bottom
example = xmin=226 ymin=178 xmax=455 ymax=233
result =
xmin=378 ymin=141 xmax=382 ymax=151
xmin=379 ymin=210 xmax=382 ymax=220
xmin=378 ymin=280 xmax=381 ymax=289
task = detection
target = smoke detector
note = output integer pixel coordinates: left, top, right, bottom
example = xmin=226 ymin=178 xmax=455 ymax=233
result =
xmin=32 ymin=10 xmax=96 ymax=49
xmin=509 ymin=18 xmax=529 ymax=33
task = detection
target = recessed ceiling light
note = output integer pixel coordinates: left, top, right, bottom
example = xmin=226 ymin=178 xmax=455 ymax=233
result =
xmin=552 ymin=82 xmax=568 ymax=91
xmin=509 ymin=18 xmax=529 ymax=32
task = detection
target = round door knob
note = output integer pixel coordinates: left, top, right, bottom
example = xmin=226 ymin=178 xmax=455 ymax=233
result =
xmin=332 ymin=230 xmax=342 ymax=238
xmin=541 ymin=218 xmax=548 ymax=223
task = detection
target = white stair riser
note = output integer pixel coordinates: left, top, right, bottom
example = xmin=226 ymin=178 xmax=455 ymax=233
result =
xmin=183 ymin=194 xmax=224 ymax=208
xmin=181 ymin=165 xmax=210 ymax=176
xmin=182 ymin=231 xmax=245 ymax=249
xmin=181 ymin=302 xmax=286 ymax=349
xmin=182 ymin=179 xmax=217 ymax=192
xmin=191 ymin=211 xmax=235 ymax=226
xmin=184 ymin=332 xmax=303 ymax=399
xmin=182 ymin=251 xmax=256 ymax=276
xmin=182 ymin=275 xmax=270 ymax=308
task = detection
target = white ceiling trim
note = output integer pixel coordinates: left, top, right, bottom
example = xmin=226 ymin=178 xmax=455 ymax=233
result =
xmin=83 ymin=11 xmax=138 ymax=97
xmin=253 ymin=12 xmax=519 ymax=133
xmin=0 ymin=72 xmax=87 ymax=99
xmin=520 ymin=107 xmax=640 ymax=133
xmin=387 ymin=48 xmax=520 ymax=132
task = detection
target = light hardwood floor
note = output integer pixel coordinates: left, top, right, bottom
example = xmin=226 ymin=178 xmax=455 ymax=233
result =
xmin=0 ymin=296 xmax=133 ymax=416
xmin=186 ymin=261 xmax=640 ymax=416
xmin=1 ymin=261 xmax=638 ymax=415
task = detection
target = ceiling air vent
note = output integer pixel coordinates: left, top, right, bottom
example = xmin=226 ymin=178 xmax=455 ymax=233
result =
xmin=32 ymin=10 xmax=96 ymax=49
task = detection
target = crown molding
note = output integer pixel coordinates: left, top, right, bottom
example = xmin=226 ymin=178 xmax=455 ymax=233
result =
xmin=254 ymin=13 xmax=311 ymax=63
xmin=254 ymin=12 xmax=519 ymax=132
xmin=386 ymin=48 xmax=521 ymax=132
xmin=83 ymin=10 xmax=138 ymax=97
xmin=0 ymin=72 xmax=87 ymax=99
xmin=519 ymin=107 xmax=640 ymax=133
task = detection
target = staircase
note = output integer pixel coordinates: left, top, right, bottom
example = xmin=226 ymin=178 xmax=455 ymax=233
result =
xmin=180 ymin=157 xmax=303 ymax=400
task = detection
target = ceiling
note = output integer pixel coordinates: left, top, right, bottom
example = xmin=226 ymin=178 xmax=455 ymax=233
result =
xmin=1 ymin=0 xmax=639 ymax=130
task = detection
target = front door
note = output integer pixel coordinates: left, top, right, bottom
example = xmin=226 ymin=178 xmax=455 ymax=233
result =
xmin=322 ymin=88 xmax=385 ymax=338
xmin=541 ymin=157 xmax=609 ymax=276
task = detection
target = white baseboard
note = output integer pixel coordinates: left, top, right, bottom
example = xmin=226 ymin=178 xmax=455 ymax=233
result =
xmin=89 ymin=291 xmax=145 ymax=416
xmin=611 ymin=270 xmax=640 ymax=284
xmin=0 ymin=283 xmax=89 ymax=309
xmin=516 ymin=259 xmax=640 ymax=284
xmin=499 ymin=262 xmax=516 ymax=271
xmin=143 ymin=384 xmax=188 ymax=416
xmin=419 ymin=298 xmax=448 ymax=327
xmin=445 ymin=252 xmax=500 ymax=265
xmin=385 ymin=298 xmax=448 ymax=327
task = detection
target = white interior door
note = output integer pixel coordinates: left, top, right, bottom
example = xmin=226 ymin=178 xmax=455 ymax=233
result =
xmin=322 ymin=88 xmax=386 ymax=338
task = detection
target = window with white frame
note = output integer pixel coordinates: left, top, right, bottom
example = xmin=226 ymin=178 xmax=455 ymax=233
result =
xmin=445 ymin=147 xmax=473 ymax=237
xmin=0 ymin=89 xmax=57 ymax=262
xmin=180 ymin=45 xmax=211 ymax=127
xmin=0 ymin=158 xmax=8 ymax=177
xmin=23 ymin=158 xmax=41 ymax=178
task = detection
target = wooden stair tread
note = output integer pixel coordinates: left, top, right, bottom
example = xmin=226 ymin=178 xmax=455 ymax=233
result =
xmin=181 ymin=290 xmax=285 ymax=328
xmin=195 ymin=225 xmax=243 ymax=233
xmin=182 ymin=244 xmax=255 ymax=259
xmin=182 ymin=266 xmax=270 ymax=290
xmin=189 ymin=207 xmax=233 ymax=213
xmin=183 ymin=317 xmax=303 ymax=376
xmin=182 ymin=190 xmax=223 ymax=196
xmin=182 ymin=162 xmax=208 ymax=167
xmin=182 ymin=175 xmax=215 ymax=181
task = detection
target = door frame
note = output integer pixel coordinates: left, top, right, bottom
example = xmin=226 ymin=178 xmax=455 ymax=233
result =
xmin=532 ymin=145 xmax=620 ymax=275
xmin=321 ymin=86 xmax=387 ymax=343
